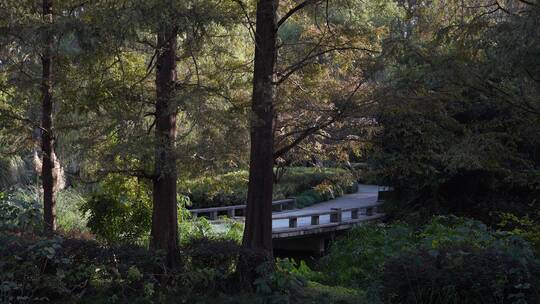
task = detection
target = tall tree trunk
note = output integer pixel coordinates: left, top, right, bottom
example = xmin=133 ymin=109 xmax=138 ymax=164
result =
xmin=150 ymin=24 xmax=180 ymax=267
xmin=41 ymin=0 xmax=56 ymax=232
xmin=241 ymin=0 xmax=279 ymax=263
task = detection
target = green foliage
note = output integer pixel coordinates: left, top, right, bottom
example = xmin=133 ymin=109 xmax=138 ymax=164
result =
xmin=0 ymin=189 xmax=42 ymax=233
xmin=295 ymin=180 xmax=358 ymax=208
xmin=321 ymin=216 xmax=540 ymax=302
xmin=80 ymin=175 xmax=152 ymax=244
xmin=180 ymin=170 xmax=249 ymax=208
xmin=295 ymin=190 xmax=323 ymax=208
xmin=184 ymin=237 xmax=240 ymax=286
xmin=382 ymin=244 xmax=540 ymax=304
xmin=322 ymin=222 xmax=415 ymax=298
xmin=179 ymin=216 xmax=244 ymax=245
xmin=2 ymin=232 xmax=361 ymax=304
xmin=254 ymin=258 xmax=307 ymax=303
xmin=182 ymin=167 xmax=358 ymax=209
xmin=372 ymin=1 xmax=540 ymax=222
xmin=56 ymin=189 xmax=89 ymax=234
xmin=498 ymin=212 xmax=540 ymax=253
xmin=0 ymin=186 xmax=89 ymax=235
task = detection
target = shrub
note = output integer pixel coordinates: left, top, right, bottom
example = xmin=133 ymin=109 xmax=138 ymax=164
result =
xmin=180 ymin=171 xmax=249 ymax=208
xmin=182 ymin=167 xmax=358 ymax=209
xmin=0 ymin=233 xmax=169 ymax=303
xmin=383 ymin=245 xmax=540 ymax=304
xmin=254 ymin=258 xmax=307 ymax=302
xmin=322 ymin=222 xmax=415 ymax=298
xmin=295 ymin=189 xmax=323 ymax=208
xmin=0 ymin=187 xmax=90 ymax=235
xmin=56 ymin=189 xmax=89 ymax=233
xmin=321 ymin=216 xmax=540 ymax=303
xmin=0 ymin=189 xmax=42 ymax=233
xmin=185 ymin=237 xmax=239 ymax=272
xmin=0 ymin=233 xmax=247 ymax=303
xmin=498 ymin=212 xmax=540 ymax=253
xmin=80 ymin=175 xmax=152 ymax=244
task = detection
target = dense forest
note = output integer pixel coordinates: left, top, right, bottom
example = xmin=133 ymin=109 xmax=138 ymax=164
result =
xmin=0 ymin=0 xmax=539 ymax=303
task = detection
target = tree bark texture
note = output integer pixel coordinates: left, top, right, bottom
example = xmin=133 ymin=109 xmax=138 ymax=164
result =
xmin=150 ymin=24 xmax=180 ymax=267
xmin=242 ymin=0 xmax=279 ymax=257
xmin=41 ymin=0 xmax=56 ymax=232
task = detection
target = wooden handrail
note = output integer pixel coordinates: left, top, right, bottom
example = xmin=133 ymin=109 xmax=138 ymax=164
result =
xmin=271 ymin=202 xmax=383 ymax=220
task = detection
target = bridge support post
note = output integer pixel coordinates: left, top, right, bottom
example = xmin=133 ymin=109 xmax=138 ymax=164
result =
xmin=210 ymin=211 xmax=218 ymax=220
xmin=311 ymin=215 xmax=319 ymax=225
xmin=227 ymin=209 xmax=235 ymax=218
xmin=351 ymin=208 xmax=359 ymax=219
xmin=289 ymin=217 xmax=298 ymax=228
xmin=192 ymin=212 xmax=198 ymax=219
xmin=366 ymin=207 xmax=373 ymax=216
xmin=330 ymin=208 xmax=342 ymax=223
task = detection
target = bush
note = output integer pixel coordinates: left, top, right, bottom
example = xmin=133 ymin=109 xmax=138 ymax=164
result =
xmin=56 ymin=189 xmax=88 ymax=233
xmin=383 ymin=245 xmax=540 ymax=304
xmin=81 ymin=193 xmax=151 ymax=244
xmin=0 ymin=187 xmax=89 ymax=235
xmin=498 ymin=212 xmax=540 ymax=253
xmin=295 ymin=189 xmax=323 ymax=208
xmin=321 ymin=216 xmax=540 ymax=303
xmin=185 ymin=237 xmax=240 ymax=273
xmin=80 ymin=175 xmax=152 ymax=244
xmin=0 ymin=233 xmax=245 ymax=303
xmin=0 ymin=189 xmax=42 ymax=233
xmin=0 ymin=232 xmax=170 ymax=303
xmin=321 ymin=222 xmax=415 ymax=298
xmin=182 ymin=167 xmax=358 ymax=209
xmin=180 ymin=171 xmax=249 ymax=208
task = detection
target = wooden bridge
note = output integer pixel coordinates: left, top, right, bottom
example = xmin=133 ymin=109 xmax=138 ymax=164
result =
xmin=189 ymin=184 xmax=385 ymax=254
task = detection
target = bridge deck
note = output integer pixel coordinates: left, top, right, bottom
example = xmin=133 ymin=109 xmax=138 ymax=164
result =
xmin=271 ymin=184 xmax=382 ymax=238
xmin=191 ymin=184 xmax=384 ymax=241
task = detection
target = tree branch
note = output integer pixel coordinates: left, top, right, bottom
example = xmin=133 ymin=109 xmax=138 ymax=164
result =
xmin=275 ymin=46 xmax=377 ymax=85
xmin=277 ymin=0 xmax=320 ymax=29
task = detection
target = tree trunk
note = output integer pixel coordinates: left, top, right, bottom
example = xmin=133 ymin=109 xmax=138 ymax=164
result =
xmin=41 ymin=0 xmax=56 ymax=232
xmin=150 ymin=24 xmax=180 ymax=267
xmin=241 ymin=0 xmax=279 ymax=265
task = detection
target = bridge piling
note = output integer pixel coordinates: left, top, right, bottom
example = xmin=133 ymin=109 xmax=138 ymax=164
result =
xmin=330 ymin=208 xmax=342 ymax=223
xmin=311 ymin=215 xmax=320 ymax=225
xmin=289 ymin=217 xmax=298 ymax=228
xmin=366 ymin=207 xmax=373 ymax=216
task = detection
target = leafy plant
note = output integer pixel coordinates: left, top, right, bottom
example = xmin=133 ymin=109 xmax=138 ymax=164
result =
xmin=0 ymin=189 xmax=42 ymax=232
xmin=383 ymin=245 xmax=540 ymax=304
xmin=80 ymin=175 xmax=152 ymax=244
xmin=254 ymin=258 xmax=307 ymax=303
xmin=321 ymin=216 xmax=540 ymax=302
xmin=181 ymin=167 xmax=358 ymax=209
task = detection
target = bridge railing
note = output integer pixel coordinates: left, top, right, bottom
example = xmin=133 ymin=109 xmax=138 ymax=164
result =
xmin=271 ymin=202 xmax=383 ymax=229
xmin=189 ymin=198 xmax=296 ymax=220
